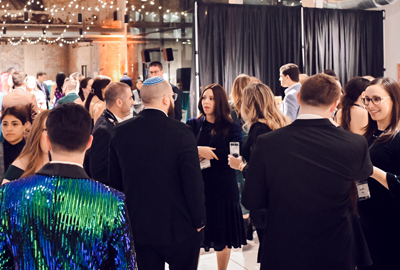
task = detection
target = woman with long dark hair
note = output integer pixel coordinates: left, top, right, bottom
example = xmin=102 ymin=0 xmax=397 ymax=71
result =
xmin=0 ymin=107 xmax=27 ymax=181
xmin=3 ymin=110 xmax=50 ymax=183
xmin=50 ymin=72 xmax=66 ymax=106
xmin=228 ymin=83 xmax=291 ymax=263
xmin=358 ymin=77 xmax=400 ymax=270
xmin=79 ymin=77 xmax=93 ymax=102
xmin=84 ymin=75 xmax=111 ymax=125
xmin=335 ymin=77 xmax=370 ymax=135
xmin=187 ymin=84 xmax=246 ymax=270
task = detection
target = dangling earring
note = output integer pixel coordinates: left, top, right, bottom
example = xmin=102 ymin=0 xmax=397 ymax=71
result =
xmin=90 ymin=88 xmax=95 ymax=94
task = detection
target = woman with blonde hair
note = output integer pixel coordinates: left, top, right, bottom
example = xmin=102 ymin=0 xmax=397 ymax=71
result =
xmin=228 ymin=82 xmax=291 ymax=263
xmin=230 ymin=74 xmax=251 ymax=125
xmin=2 ymin=110 xmax=50 ymax=183
xmin=230 ymin=74 xmax=251 ymax=224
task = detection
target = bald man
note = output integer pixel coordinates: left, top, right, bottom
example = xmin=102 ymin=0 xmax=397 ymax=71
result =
xmin=109 ymin=77 xmax=206 ymax=270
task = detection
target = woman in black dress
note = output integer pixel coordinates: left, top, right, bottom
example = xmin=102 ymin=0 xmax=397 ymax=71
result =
xmin=0 ymin=107 xmax=27 ymax=181
xmin=228 ymin=83 xmax=291 ymax=263
xmin=187 ymin=84 xmax=246 ymax=270
xmin=358 ymin=77 xmax=400 ymax=269
xmin=335 ymin=77 xmax=370 ymax=135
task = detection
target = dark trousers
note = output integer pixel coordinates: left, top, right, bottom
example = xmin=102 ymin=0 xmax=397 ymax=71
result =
xmin=135 ymin=231 xmax=203 ymax=270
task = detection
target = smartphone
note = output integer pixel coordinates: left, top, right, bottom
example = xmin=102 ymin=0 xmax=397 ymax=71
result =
xmin=230 ymin=142 xmax=240 ymax=157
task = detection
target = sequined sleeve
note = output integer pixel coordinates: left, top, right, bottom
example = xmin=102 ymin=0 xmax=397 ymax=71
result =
xmin=108 ymin=194 xmax=135 ymax=269
xmin=0 ymin=185 xmax=14 ymax=270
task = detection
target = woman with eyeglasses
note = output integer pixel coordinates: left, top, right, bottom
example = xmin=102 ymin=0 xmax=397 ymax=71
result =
xmin=187 ymin=84 xmax=246 ymax=270
xmin=357 ymin=77 xmax=400 ymax=270
xmin=2 ymin=110 xmax=51 ymax=184
xmin=335 ymin=77 xmax=370 ymax=135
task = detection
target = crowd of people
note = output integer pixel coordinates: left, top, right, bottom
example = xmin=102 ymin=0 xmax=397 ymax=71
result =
xmin=0 ymin=61 xmax=399 ymax=270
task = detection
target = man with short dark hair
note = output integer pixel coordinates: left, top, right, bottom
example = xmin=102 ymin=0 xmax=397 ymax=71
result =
xmin=148 ymin=61 xmax=182 ymax=121
xmin=0 ymin=103 xmax=135 ymax=269
xmin=88 ymin=82 xmax=134 ymax=185
xmin=36 ymin=70 xmax=50 ymax=108
xmin=279 ymin=63 xmax=301 ymax=121
xmin=2 ymin=71 xmax=39 ymax=126
xmin=109 ymin=77 xmax=205 ymax=270
xmin=120 ymin=71 xmax=133 ymax=88
xmin=243 ymin=73 xmax=374 ymax=270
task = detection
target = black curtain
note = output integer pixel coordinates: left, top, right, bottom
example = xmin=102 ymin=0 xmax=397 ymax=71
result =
xmin=303 ymin=8 xmax=384 ymax=85
xmin=195 ymin=3 xmax=303 ymax=97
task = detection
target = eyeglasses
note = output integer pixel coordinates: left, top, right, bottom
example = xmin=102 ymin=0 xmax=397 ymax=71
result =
xmin=162 ymin=93 xmax=178 ymax=101
xmin=361 ymin=96 xmax=391 ymax=106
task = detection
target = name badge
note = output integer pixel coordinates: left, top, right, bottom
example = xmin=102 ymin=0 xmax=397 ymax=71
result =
xmin=356 ymin=181 xmax=371 ymax=201
xmin=200 ymin=159 xmax=211 ymax=170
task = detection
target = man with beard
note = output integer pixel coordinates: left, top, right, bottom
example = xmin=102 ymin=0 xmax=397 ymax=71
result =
xmin=109 ymin=76 xmax=206 ymax=270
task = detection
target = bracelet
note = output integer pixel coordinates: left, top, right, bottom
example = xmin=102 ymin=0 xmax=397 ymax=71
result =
xmin=239 ymin=162 xmax=246 ymax=171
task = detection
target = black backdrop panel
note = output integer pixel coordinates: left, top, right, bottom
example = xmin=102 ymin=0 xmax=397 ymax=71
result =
xmin=303 ymin=8 xmax=384 ymax=85
xmin=197 ymin=3 xmax=303 ymax=96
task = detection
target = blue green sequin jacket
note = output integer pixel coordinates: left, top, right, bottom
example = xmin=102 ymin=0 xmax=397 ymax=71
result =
xmin=0 ymin=163 xmax=135 ymax=269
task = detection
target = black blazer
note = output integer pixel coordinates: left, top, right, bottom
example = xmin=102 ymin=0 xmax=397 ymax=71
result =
xmin=109 ymin=109 xmax=206 ymax=245
xmin=37 ymin=82 xmax=50 ymax=109
xmin=171 ymin=84 xmax=182 ymax=121
xmin=242 ymin=118 xmax=373 ymax=270
xmin=88 ymin=110 xmax=117 ymax=186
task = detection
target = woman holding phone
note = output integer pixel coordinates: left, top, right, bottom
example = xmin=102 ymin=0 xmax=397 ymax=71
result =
xmin=187 ymin=84 xmax=246 ymax=270
xmin=228 ymin=82 xmax=290 ymax=262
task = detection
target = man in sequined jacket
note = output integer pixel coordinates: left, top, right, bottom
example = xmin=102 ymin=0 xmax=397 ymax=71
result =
xmin=0 ymin=103 xmax=135 ymax=269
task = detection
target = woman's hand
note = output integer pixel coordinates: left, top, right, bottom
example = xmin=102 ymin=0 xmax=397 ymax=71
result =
xmin=198 ymin=146 xmax=218 ymax=160
xmin=228 ymin=155 xmax=243 ymax=170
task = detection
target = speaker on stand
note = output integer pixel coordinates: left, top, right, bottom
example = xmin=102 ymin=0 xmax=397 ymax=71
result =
xmin=141 ymin=50 xmax=151 ymax=80
xmin=163 ymin=48 xmax=174 ymax=83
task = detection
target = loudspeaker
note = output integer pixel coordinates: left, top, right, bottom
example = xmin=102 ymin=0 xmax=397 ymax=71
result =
xmin=141 ymin=50 xmax=151 ymax=63
xmin=113 ymin=10 xmax=118 ymax=21
xmin=24 ymin=12 xmax=29 ymax=22
xmin=79 ymin=28 xmax=83 ymax=35
xmin=78 ymin=13 xmax=82 ymax=23
xmin=124 ymin=14 xmax=129 ymax=23
xmin=3 ymin=27 xmax=6 ymax=34
xmin=42 ymin=28 xmax=46 ymax=35
xmin=163 ymin=48 xmax=174 ymax=62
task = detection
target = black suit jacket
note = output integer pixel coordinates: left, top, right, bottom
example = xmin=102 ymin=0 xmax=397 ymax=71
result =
xmin=242 ymin=118 xmax=373 ymax=270
xmin=37 ymin=82 xmax=50 ymax=109
xmin=109 ymin=109 xmax=206 ymax=245
xmin=88 ymin=110 xmax=117 ymax=186
xmin=171 ymin=84 xmax=182 ymax=121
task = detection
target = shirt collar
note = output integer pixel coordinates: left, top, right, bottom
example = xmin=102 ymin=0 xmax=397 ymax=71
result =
xmin=284 ymin=83 xmax=301 ymax=95
xmin=50 ymin=161 xmax=83 ymax=168
xmin=297 ymin=114 xmax=325 ymax=120
xmin=13 ymin=86 xmax=26 ymax=92
xmin=144 ymin=107 xmax=168 ymax=117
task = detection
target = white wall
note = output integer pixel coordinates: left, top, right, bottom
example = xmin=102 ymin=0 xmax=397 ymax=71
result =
xmin=381 ymin=1 xmax=400 ymax=81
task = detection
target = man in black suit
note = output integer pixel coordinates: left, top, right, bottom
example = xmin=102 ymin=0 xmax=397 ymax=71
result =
xmin=148 ymin=61 xmax=182 ymax=121
xmin=242 ymin=73 xmax=373 ymax=270
xmin=88 ymin=82 xmax=134 ymax=185
xmin=36 ymin=71 xmax=50 ymax=109
xmin=109 ymin=76 xmax=206 ymax=270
